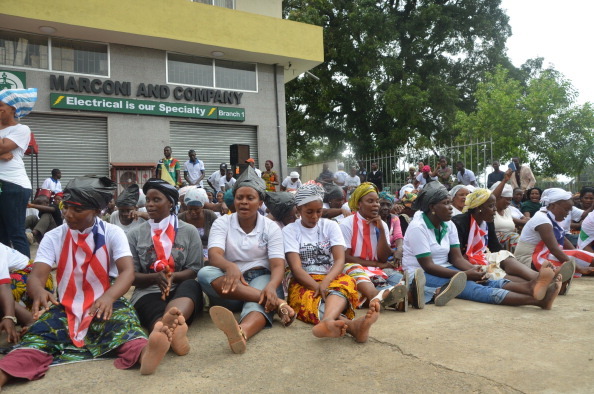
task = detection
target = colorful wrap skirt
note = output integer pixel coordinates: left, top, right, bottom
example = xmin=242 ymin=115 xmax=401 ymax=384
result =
xmin=287 ymin=274 xmax=358 ymax=325
xmin=496 ymin=231 xmax=520 ymax=253
xmin=13 ymin=297 xmax=147 ymax=365
xmin=10 ymin=263 xmax=54 ymax=309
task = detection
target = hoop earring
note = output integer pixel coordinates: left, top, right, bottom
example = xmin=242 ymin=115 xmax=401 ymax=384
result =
xmin=431 ymin=211 xmax=435 ymax=215
xmin=479 ymin=209 xmax=482 ymax=213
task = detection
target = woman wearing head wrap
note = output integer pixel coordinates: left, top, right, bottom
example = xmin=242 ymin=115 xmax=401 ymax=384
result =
xmin=413 ymin=165 xmax=437 ymax=190
xmin=0 ymin=88 xmax=38 ymax=258
xmin=128 ymin=178 xmax=204 ymax=357
xmin=521 ymin=187 xmax=543 ymax=218
xmin=515 ymin=188 xmax=594 ymax=292
xmin=179 ymin=187 xmax=218 ymax=261
xmin=283 ymin=183 xmax=380 ymax=341
xmin=265 ymin=192 xmax=297 ymax=228
xmin=261 ymin=160 xmax=278 ymax=192
xmin=110 ymin=184 xmax=147 ymax=234
xmin=449 ymin=185 xmax=470 ymax=217
xmin=197 ymin=167 xmax=295 ymax=354
xmin=490 ymin=177 xmax=528 ymax=252
xmin=402 ymin=182 xmax=563 ymax=310
xmin=0 ymin=176 xmax=174 ymax=389
xmin=339 ymin=183 xmax=408 ymax=310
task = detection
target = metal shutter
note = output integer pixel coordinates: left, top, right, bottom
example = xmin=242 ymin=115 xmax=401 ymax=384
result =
xmin=169 ymin=121 xmax=258 ymax=175
xmin=23 ymin=113 xmax=108 ymax=189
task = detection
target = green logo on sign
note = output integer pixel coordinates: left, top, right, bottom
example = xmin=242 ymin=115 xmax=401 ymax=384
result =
xmin=0 ymin=70 xmax=27 ymax=89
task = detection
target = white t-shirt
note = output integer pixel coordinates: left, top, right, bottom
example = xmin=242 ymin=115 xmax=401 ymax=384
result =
xmin=208 ymin=170 xmax=225 ymax=190
xmin=494 ymin=207 xmax=517 ymax=233
xmin=208 ymin=213 xmax=285 ymax=273
xmin=219 ymin=176 xmax=236 ymax=191
xmin=283 ymin=218 xmax=345 ymax=275
xmin=281 ymin=177 xmax=302 ymax=191
xmin=183 ymin=159 xmax=205 ymax=187
xmin=402 ymin=213 xmax=460 ymax=273
xmin=561 ymin=206 xmax=584 ymax=232
xmin=41 ymin=177 xmax=62 ymax=193
xmin=0 ymin=243 xmax=30 ymax=283
xmin=322 ymin=202 xmax=350 ymax=224
xmin=456 ymin=169 xmax=476 ymax=186
xmin=254 ymin=168 xmax=262 ymax=177
xmin=334 ymin=170 xmax=348 ymax=185
xmin=340 ymin=213 xmax=390 ymax=260
xmin=0 ymin=124 xmax=32 ymax=189
xmin=36 ymin=220 xmax=131 ymax=277
xmin=509 ymin=206 xmax=523 ymax=219
xmin=345 ymin=175 xmax=361 ymax=189
xmin=109 ymin=211 xmax=146 ymax=234
xmin=518 ymin=210 xmax=557 ymax=245
xmin=415 ymin=173 xmax=438 ymax=189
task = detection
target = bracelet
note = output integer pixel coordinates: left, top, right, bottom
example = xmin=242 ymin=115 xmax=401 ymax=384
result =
xmin=2 ymin=316 xmax=17 ymax=324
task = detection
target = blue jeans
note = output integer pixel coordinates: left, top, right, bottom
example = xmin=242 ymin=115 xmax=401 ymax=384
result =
xmin=424 ymin=267 xmax=510 ymax=305
xmin=376 ymin=268 xmax=403 ymax=290
xmin=198 ymin=266 xmax=284 ymax=327
xmin=0 ymin=180 xmax=31 ymax=257
xmin=407 ymin=270 xmax=439 ymax=305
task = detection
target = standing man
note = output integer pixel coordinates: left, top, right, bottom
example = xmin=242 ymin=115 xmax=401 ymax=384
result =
xmin=510 ymin=157 xmax=536 ymax=194
xmin=245 ymin=158 xmax=261 ymax=177
xmin=156 ymin=146 xmax=181 ymax=186
xmin=183 ymin=149 xmax=205 ymax=188
xmin=456 ymin=161 xmax=477 ymax=186
xmin=41 ymin=168 xmax=62 ymax=193
xmin=368 ymin=162 xmax=383 ymax=191
xmin=357 ymin=160 xmax=367 ymax=183
xmin=207 ymin=163 xmax=227 ymax=192
xmin=345 ymin=166 xmax=361 ymax=199
xmin=431 ymin=156 xmax=452 ymax=190
xmin=317 ymin=163 xmax=334 ymax=185
xmin=487 ymin=160 xmax=505 ymax=189
xmin=333 ymin=163 xmax=348 ymax=187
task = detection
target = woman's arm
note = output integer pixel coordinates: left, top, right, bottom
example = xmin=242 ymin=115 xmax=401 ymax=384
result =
xmin=27 ymin=262 xmax=59 ymax=319
xmin=208 ymin=247 xmax=247 ymax=293
xmin=535 ymin=223 xmax=570 ymax=262
xmin=286 ymin=252 xmax=318 ymax=290
xmin=0 ymin=284 xmax=18 ymax=343
xmin=91 ymin=256 xmax=134 ymax=321
xmin=491 ymin=169 xmax=513 ymax=198
xmin=0 ymin=138 xmax=18 ymax=155
xmin=371 ymin=216 xmax=392 ymax=262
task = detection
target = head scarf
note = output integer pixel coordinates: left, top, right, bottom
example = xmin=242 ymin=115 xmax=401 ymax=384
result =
xmin=143 ymin=178 xmax=179 ymax=212
xmin=400 ymin=191 xmax=418 ymax=208
xmin=489 ymin=181 xmax=513 ymax=198
xmin=449 ymin=185 xmax=469 ymax=198
xmin=413 ymin=182 xmax=449 ymax=214
xmin=295 ymin=182 xmax=325 ymax=207
xmin=462 ymin=188 xmax=491 ymax=213
xmin=223 ymin=189 xmax=234 ymax=207
xmin=349 ymin=182 xmax=378 ymax=211
xmin=0 ymin=88 xmax=37 ymax=118
xmin=178 ymin=185 xmax=197 ymax=199
xmin=541 ymin=188 xmax=572 ymax=207
xmin=378 ymin=191 xmax=395 ymax=203
xmin=233 ymin=166 xmax=266 ymax=199
xmin=116 ymin=184 xmax=139 ymax=207
xmin=324 ymin=184 xmax=344 ymax=202
xmin=422 ymin=165 xmax=431 ymax=173
xmin=184 ymin=187 xmax=208 ymax=207
xmin=265 ymin=192 xmax=296 ymax=221
xmin=62 ymin=176 xmax=116 ymax=210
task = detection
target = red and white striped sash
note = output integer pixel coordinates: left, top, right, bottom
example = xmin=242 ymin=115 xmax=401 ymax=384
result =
xmin=466 ymin=216 xmax=488 ymax=265
xmin=351 ymin=213 xmax=387 ymax=279
xmin=149 ymin=214 xmax=178 ymax=273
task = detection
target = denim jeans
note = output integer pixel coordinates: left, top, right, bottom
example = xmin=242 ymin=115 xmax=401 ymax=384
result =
xmin=198 ymin=266 xmax=284 ymax=327
xmin=0 ymin=180 xmax=31 ymax=257
xmin=424 ymin=267 xmax=510 ymax=305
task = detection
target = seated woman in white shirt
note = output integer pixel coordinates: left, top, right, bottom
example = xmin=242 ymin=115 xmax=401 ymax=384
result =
xmin=490 ymin=180 xmax=528 ymax=253
xmin=449 ymin=185 xmax=471 ymax=217
xmin=578 ymin=211 xmax=594 ymax=252
xmin=402 ymin=182 xmax=562 ymax=309
xmin=515 ymin=188 xmax=594 ymax=291
xmin=284 ymin=183 xmax=379 ymax=342
xmin=197 ymin=167 xmax=295 ymax=354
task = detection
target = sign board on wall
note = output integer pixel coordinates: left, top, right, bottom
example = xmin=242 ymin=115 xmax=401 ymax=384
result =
xmin=0 ymin=70 xmax=27 ymax=89
xmin=50 ymin=93 xmax=245 ymax=121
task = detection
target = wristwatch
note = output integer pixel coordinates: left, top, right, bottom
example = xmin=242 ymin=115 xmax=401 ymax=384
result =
xmin=2 ymin=316 xmax=16 ymax=324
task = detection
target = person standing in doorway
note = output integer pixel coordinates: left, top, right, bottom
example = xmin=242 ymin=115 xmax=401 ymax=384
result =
xmin=156 ymin=146 xmax=181 ymax=187
xmin=183 ymin=149 xmax=205 ymax=188
xmin=367 ymin=162 xmax=383 ymax=192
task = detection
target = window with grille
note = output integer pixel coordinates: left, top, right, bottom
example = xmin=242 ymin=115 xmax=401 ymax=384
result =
xmin=0 ymin=30 xmax=49 ymax=69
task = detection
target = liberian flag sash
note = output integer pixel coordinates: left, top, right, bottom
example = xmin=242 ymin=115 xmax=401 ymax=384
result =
xmin=351 ymin=213 xmax=387 ymax=279
xmin=149 ymin=215 xmax=178 ymax=273
xmin=466 ymin=216 xmax=488 ymax=265
xmin=532 ymin=241 xmax=594 ymax=273
xmin=56 ymin=219 xmax=110 ymax=347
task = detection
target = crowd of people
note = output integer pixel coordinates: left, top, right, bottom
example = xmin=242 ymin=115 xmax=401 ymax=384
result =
xmin=1 ymin=88 xmax=594 ymax=388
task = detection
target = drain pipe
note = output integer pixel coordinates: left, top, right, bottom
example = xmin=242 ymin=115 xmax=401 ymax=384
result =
xmin=273 ymin=64 xmax=284 ymax=179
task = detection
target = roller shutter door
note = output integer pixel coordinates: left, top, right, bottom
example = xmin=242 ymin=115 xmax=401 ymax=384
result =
xmin=169 ymin=122 xmax=258 ymax=176
xmin=23 ymin=114 xmax=109 ymax=189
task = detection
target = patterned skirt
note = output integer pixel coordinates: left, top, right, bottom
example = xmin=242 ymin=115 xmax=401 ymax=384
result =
xmin=10 ymin=264 xmax=54 ymax=309
xmin=14 ymin=298 xmax=147 ymax=365
xmin=496 ymin=231 xmax=520 ymax=253
xmin=287 ymin=274 xmax=358 ymax=325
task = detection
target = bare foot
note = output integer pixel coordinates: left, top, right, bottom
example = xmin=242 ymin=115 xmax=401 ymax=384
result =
xmin=347 ymin=300 xmax=380 ymax=343
xmin=312 ymin=320 xmax=348 ymax=338
xmin=277 ymin=302 xmax=296 ymax=327
xmin=532 ymin=266 xmax=555 ymax=301
xmin=140 ymin=322 xmax=172 ymax=375
xmin=539 ymin=275 xmax=562 ymax=310
xmin=161 ymin=307 xmax=182 ymax=329
xmin=171 ymin=314 xmax=190 ymax=356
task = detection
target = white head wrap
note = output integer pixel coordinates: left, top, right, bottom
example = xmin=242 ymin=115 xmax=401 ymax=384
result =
xmin=489 ymin=181 xmax=513 ymax=198
xmin=449 ymin=185 xmax=470 ymax=198
xmin=184 ymin=187 xmax=208 ymax=207
xmin=540 ymin=188 xmax=572 ymax=207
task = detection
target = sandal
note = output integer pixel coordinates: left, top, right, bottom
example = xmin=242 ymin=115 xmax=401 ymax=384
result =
xmin=371 ymin=284 xmax=407 ymax=309
xmin=557 ymin=259 xmax=576 ymax=296
xmin=278 ymin=302 xmax=296 ymax=327
xmin=209 ymin=306 xmax=247 ymax=354
xmin=395 ymin=271 xmax=409 ymax=312
xmin=434 ymin=272 xmax=467 ymax=306
xmin=410 ymin=268 xmax=426 ymax=309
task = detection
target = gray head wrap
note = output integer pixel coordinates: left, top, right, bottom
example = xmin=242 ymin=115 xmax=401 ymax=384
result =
xmin=233 ymin=166 xmax=266 ymax=199
xmin=295 ymin=183 xmax=325 ymax=207
xmin=265 ymin=192 xmax=296 ymax=220
xmin=116 ymin=184 xmax=139 ymax=207
xmin=413 ymin=182 xmax=450 ymax=214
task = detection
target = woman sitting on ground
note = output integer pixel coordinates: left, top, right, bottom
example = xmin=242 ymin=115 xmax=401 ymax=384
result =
xmin=178 ymin=187 xmax=218 ymax=261
xmin=449 ymin=185 xmax=471 ymax=217
xmin=490 ymin=179 xmax=528 ymax=253
xmin=521 ymin=187 xmax=543 ymax=218
xmin=402 ymin=182 xmax=562 ymax=310
xmin=0 ymin=176 xmax=173 ymax=389
xmin=264 ymin=191 xmax=298 ymax=229
xmin=128 ymin=179 xmax=204 ymax=357
xmin=283 ymin=183 xmax=379 ymax=342
xmin=515 ymin=188 xmax=594 ymax=287
xmin=578 ymin=211 xmax=594 ymax=252
xmin=378 ymin=191 xmax=404 ymax=265
xmin=197 ymin=167 xmax=295 ymax=354
xmin=339 ymin=183 xmax=408 ymax=310
xmin=109 ymin=184 xmax=147 ymax=234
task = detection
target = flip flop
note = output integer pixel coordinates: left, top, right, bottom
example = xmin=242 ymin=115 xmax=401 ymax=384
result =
xmin=278 ymin=302 xmax=296 ymax=327
xmin=372 ymin=284 xmax=407 ymax=309
xmin=557 ymin=260 xmax=576 ymax=296
xmin=396 ymin=271 xmax=409 ymax=312
xmin=434 ymin=272 xmax=467 ymax=306
xmin=410 ymin=268 xmax=426 ymax=309
xmin=209 ymin=306 xmax=247 ymax=354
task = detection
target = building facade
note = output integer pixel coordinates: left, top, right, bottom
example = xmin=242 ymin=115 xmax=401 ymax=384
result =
xmin=0 ymin=0 xmax=323 ymax=191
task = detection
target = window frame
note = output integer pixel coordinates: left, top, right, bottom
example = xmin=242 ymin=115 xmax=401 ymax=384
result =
xmin=191 ymin=0 xmax=236 ymax=9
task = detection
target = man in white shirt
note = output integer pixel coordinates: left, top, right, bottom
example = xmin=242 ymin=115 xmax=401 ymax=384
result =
xmin=41 ymin=169 xmax=62 ymax=193
xmin=455 ymin=161 xmax=477 ymax=186
xmin=333 ymin=163 xmax=348 ymax=187
xmin=207 ymin=163 xmax=227 ymax=191
xmin=183 ymin=149 xmax=205 ymax=187
xmin=281 ymin=172 xmax=302 ymax=192
xmin=344 ymin=167 xmax=361 ymax=198
xmin=219 ymin=169 xmax=237 ymax=191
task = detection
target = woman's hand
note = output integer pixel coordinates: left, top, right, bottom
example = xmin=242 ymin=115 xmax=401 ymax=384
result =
xmin=503 ymin=168 xmax=513 ymax=181
xmin=465 ymin=266 xmax=486 ymax=282
xmin=259 ymin=283 xmax=280 ymax=312
xmin=0 ymin=319 xmax=18 ymax=343
xmin=313 ymin=278 xmax=332 ymax=300
xmin=392 ymin=248 xmax=403 ymax=268
xmin=369 ymin=216 xmax=384 ymax=229
xmin=30 ymin=289 xmax=60 ymax=320
xmin=89 ymin=294 xmax=116 ymax=321
xmin=221 ymin=264 xmax=248 ymax=294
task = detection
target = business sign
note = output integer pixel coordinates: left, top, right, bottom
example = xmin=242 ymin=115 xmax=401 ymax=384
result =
xmin=0 ymin=70 xmax=26 ymax=89
xmin=50 ymin=93 xmax=245 ymax=121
